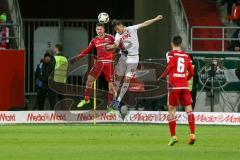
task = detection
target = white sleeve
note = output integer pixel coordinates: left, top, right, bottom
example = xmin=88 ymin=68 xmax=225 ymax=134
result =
xmin=114 ymin=34 xmax=120 ymax=45
xmin=166 ymin=51 xmax=172 ymax=63
xmin=127 ymin=25 xmax=139 ymax=31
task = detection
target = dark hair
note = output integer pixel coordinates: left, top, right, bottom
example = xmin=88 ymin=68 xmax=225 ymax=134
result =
xmin=112 ymin=19 xmax=123 ymax=28
xmin=172 ymin=35 xmax=182 ymax=46
xmin=55 ymin=43 xmax=63 ymax=52
xmin=44 ymin=51 xmax=52 ymax=57
xmin=96 ymin=23 xmax=105 ymax=28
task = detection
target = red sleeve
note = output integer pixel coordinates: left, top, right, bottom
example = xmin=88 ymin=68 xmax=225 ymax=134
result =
xmin=76 ymin=39 xmax=94 ymax=60
xmin=110 ymin=35 xmax=115 ymax=42
xmin=187 ymin=58 xmax=194 ymax=80
xmin=161 ymin=58 xmax=175 ymax=78
xmin=107 ymin=35 xmax=115 ymax=45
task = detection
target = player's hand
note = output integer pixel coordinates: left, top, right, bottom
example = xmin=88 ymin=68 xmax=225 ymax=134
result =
xmin=155 ymin=15 xmax=163 ymax=21
xmin=157 ymin=76 xmax=165 ymax=81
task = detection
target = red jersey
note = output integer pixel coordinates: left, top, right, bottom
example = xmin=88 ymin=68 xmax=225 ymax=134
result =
xmin=161 ymin=50 xmax=194 ymax=89
xmin=77 ymin=34 xmax=115 ymax=62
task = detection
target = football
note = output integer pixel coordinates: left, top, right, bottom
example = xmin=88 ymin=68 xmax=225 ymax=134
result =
xmin=98 ymin=12 xmax=109 ymax=23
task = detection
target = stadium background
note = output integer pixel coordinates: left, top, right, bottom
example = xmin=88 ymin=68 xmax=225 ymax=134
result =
xmin=1 ymin=1 xmax=240 ymax=160
xmin=0 ymin=0 xmax=240 ymax=113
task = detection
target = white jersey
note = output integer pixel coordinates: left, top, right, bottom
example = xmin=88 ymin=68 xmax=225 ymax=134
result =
xmin=166 ymin=51 xmax=170 ymax=63
xmin=115 ymin=25 xmax=139 ymax=56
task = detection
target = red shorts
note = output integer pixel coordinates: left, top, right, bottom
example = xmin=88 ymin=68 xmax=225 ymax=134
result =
xmin=168 ymin=89 xmax=192 ymax=106
xmin=89 ymin=61 xmax=114 ymax=82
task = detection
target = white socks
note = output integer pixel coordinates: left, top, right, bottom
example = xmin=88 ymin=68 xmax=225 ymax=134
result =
xmin=117 ymin=82 xmax=130 ymax=102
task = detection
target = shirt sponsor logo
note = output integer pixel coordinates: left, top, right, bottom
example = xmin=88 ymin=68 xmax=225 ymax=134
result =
xmin=120 ymin=33 xmax=131 ymax=42
xmin=77 ymin=112 xmax=117 ymax=121
xmin=95 ymin=43 xmax=109 ymax=47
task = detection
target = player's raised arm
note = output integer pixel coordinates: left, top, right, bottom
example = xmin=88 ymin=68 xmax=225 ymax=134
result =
xmin=158 ymin=59 xmax=174 ymax=80
xmin=138 ymin=15 xmax=163 ymax=29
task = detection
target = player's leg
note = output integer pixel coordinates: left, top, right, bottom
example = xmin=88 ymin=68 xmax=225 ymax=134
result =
xmin=109 ymin=55 xmax=127 ymax=109
xmin=106 ymin=81 xmax=117 ymax=114
xmin=167 ymin=89 xmax=179 ymax=146
xmin=114 ymin=74 xmax=123 ymax=98
xmin=102 ymin=63 xmax=116 ymax=106
xmin=77 ymin=62 xmax=103 ymax=108
xmin=185 ymin=105 xmax=196 ymax=145
xmin=168 ymin=105 xmax=178 ymax=146
xmin=77 ymin=74 xmax=96 ymax=107
xmin=113 ymin=61 xmax=138 ymax=110
xmin=108 ymin=82 xmax=115 ymax=104
xmin=108 ymin=74 xmax=123 ymax=113
xmin=181 ymin=89 xmax=196 ymax=145
xmin=185 ymin=105 xmax=195 ymax=135
xmin=113 ymin=55 xmax=126 ymax=98
xmin=117 ymin=56 xmax=139 ymax=101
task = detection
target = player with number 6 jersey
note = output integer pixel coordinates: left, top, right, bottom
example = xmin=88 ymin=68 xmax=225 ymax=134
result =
xmin=162 ymin=49 xmax=194 ymax=89
xmin=160 ymin=35 xmax=196 ymax=146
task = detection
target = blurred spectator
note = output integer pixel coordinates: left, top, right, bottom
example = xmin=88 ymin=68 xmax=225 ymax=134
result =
xmin=35 ymin=51 xmax=56 ymax=110
xmin=50 ymin=43 xmax=69 ymax=110
xmin=0 ymin=13 xmax=9 ymax=49
xmin=229 ymin=28 xmax=240 ymax=51
xmin=221 ymin=0 xmax=240 ymax=23
xmin=53 ymin=44 xmax=68 ymax=82
xmin=52 ymin=44 xmax=68 ymax=105
xmin=222 ymin=0 xmax=236 ymax=18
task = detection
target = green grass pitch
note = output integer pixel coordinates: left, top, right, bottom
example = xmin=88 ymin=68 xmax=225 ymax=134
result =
xmin=0 ymin=124 xmax=240 ymax=160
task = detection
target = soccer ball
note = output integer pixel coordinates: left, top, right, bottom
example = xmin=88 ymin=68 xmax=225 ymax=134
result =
xmin=98 ymin=12 xmax=109 ymax=23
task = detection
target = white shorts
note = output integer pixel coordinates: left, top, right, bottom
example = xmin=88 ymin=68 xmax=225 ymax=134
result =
xmin=115 ymin=54 xmax=139 ymax=78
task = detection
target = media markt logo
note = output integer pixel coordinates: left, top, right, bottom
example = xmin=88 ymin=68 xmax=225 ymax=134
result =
xmin=0 ymin=113 xmax=16 ymax=122
xmin=27 ymin=113 xmax=66 ymax=122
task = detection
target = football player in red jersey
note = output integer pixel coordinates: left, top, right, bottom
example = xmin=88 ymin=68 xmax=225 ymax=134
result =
xmin=71 ymin=23 xmax=116 ymax=108
xmin=159 ymin=35 xmax=196 ymax=146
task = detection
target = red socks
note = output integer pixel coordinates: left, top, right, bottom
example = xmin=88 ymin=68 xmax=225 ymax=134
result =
xmin=168 ymin=118 xmax=176 ymax=136
xmin=84 ymin=87 xmax=114 ymax=105
xmin=84 ymin=87 xmax=92 ymax=101
xmin=84 ymin=89 xmax=91 ymax=102
xmin=168 ymin=111 xmax=195 ymax=137
xmin=84 ymin=96 xmax=89 ymax=101
xmin=187 ymin=111 xmax=195 ymax=134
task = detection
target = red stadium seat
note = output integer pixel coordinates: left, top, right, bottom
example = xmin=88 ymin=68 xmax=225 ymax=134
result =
xmin=182 ymin=0 xmax=227 ymax=51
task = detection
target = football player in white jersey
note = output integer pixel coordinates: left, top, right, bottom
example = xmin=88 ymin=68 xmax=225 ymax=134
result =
xmin=106 ymin=15 xmax=163 ymax=110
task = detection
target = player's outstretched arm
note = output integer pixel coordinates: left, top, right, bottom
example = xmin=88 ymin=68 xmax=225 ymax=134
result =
xmin=138 ymin=15 xmax=163 ymax=29
xmin=158 ymin=58 xmax=174 ymax=80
